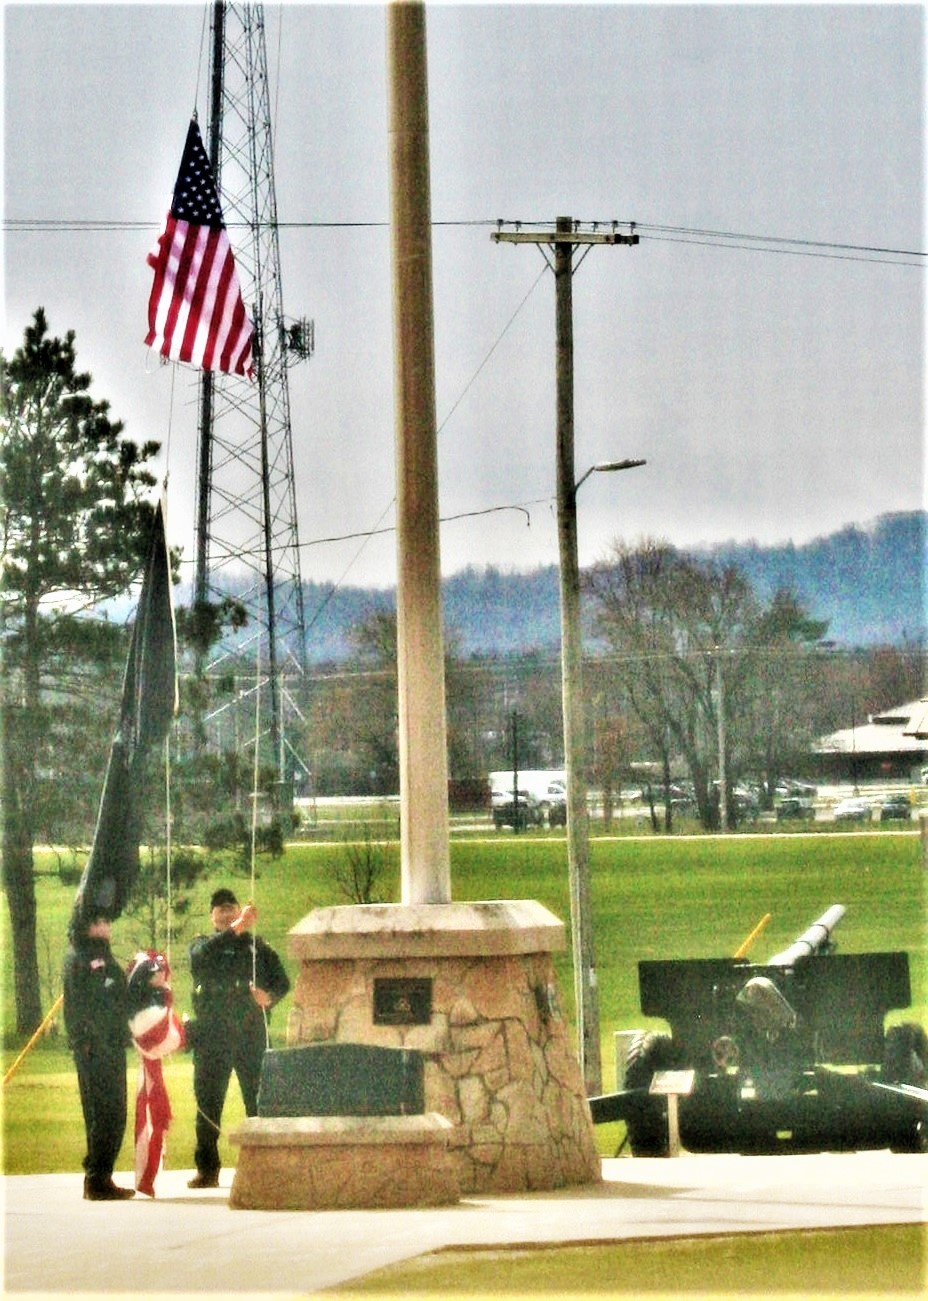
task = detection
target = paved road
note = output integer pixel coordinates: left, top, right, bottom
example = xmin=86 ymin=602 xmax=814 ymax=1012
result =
xmin=3 ymin=1151 xmax=925 ymax=1295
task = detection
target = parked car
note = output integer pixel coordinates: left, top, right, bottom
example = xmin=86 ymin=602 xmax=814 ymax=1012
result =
xmin=776 ymin=779 xmax=818 ymax=799
xmin=492 ymin=792 xmax=544 ymax=830
xmin=546 ymin=796 xmax=567 ymax=827
xmin=710 ymin=781 xmax=759 ymax=823
xmin=880 ymin=793 xmax=912 ymax=822
xmin=833 ymin=797 xmax=872 ymax=823
xmin=536 ymin=780 xmax=567 ymax=827
xmin=776 ymin=795 xmax=816 ymax=821
xmin=731 ymin=785 xmax=760 ymax=822
xmin=641 ymin=782 xmax=696 ymax=815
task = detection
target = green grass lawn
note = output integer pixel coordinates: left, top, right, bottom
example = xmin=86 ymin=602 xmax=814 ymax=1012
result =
xmin=2 ymin=829 xmax=924 ymax=1175
xmin=330 ymin=1225 xmax=927 ymax=1296
xmin=2 ymin=1052 xmax=243 ymax=1176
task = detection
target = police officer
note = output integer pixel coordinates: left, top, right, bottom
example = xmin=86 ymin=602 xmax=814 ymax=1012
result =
xmin=62 ymin=914 xmax=135 ymax=1200
xmin=187 ymin=888 xmax=290 ymax=1188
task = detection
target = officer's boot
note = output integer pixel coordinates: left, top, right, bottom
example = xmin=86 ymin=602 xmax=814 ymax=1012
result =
xmin=84 ymin=1175 xmax=135 ymax=1200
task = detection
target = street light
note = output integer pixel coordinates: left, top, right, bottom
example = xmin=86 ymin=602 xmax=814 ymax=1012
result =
xmin=557 ymin=452 xmax=645 ymax=1095
xmin=573 ymin=459 xmax=647 ymax=495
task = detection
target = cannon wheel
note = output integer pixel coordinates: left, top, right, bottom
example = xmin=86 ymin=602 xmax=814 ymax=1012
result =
xmin=883 ymin=1022 xmax=928 ymax=1153
xmin=623 ymin=1031 xmax=683 ymax=1157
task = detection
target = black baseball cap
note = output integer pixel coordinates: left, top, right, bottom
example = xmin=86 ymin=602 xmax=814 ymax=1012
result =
xmin=210 ymin=888 xmax=239 ymax=909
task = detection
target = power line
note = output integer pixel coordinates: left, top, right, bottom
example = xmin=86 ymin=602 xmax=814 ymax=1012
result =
xmin=517 ymin=218 xmax=924 ymax=261
xmin=173 ymin=498 xmax=546 ymax=568
xmin=295 ymin=265 xmax=552 ymax=628
xmin=188 ymin=641 xmax=881 ymax=692
xmin=641 ymin=232 xmax=923 ymax=269
xmin=1 ymin=218 xmax=485 ymax=232
xmin=5 ymin=215 xmax=924 ymax=264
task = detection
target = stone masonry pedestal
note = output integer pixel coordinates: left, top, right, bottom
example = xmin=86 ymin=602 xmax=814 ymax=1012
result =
xmin=229 ymin=1113 xmax=457 ymax=1210
xmin=282 ymin=900 xmax=601 ymax=1196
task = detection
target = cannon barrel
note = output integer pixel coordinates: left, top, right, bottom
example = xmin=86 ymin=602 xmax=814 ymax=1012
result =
xmin=765 ymin=903 xmax=845 ymax=966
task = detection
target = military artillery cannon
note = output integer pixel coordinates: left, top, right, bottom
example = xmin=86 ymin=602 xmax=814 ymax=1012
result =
xmin=589 ymin=905 xmax=927 ymax=1155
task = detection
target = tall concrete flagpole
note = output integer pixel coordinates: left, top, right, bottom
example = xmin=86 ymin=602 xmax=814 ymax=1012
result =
xmin=386 ymin=0 xmax=451 ymax=905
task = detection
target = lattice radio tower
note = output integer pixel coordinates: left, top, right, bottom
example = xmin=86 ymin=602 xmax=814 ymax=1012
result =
xmin=195 ymin=1 xmax=313 ymax=801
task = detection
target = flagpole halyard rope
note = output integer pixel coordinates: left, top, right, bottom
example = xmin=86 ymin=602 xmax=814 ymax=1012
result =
xmin=162 ymin=364 xmax=177 ymax=478
xmin=194 ymin=2 xmax=209 ymax=117
xmin=250 ymin=641 xmax=261 ymax=922
xmin=250 ymin=641 xmax=262 ymax=992
xmin=248 ymin=642 xmax=271 ymax=1050
xmin=164 ymin=729 xmax=172 ymax=971
xmin=196 ymin=1103 xmax=222 ymax=1134
xmin=160 ymin=376 xmax=177 ymax=967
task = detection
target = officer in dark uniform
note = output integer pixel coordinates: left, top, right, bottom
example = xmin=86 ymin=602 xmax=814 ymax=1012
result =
xmin=62 ymin=914 xmax=135 ymax=1200
xmin=187 ymin=887 xmax=290 ymax=1188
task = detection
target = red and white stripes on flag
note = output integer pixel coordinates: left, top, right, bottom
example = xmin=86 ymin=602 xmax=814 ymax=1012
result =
xmin=145 ymin=117 xmax=254 ymax=378
xmin=130 ymin=1004 xmax=185 ymax=1197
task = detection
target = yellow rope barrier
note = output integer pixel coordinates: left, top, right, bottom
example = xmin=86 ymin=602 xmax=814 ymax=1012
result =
xmin=3 ymin=993 xmax=64 ymax=1086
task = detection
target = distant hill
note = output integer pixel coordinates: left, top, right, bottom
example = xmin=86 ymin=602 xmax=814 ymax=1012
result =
xmin=701 ymin=512 xmax=926 ymax=650
xmin=299 ymin=511 xmax=925 ymax=662
xmin=301 ymin=566 xmax=561 ymax=662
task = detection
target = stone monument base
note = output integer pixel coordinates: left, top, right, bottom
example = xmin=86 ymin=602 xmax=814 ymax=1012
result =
xmin=285 ymin=900 xmax=602 ymax=1195
xmin=229 ymin=1113 xmax=458 ymax=1210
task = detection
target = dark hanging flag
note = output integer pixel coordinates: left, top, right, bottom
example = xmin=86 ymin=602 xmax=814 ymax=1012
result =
xmin=145 ymin=117 xmax=254 ymax=378
xmin=71 ymin=501 xmax=178 ymax=925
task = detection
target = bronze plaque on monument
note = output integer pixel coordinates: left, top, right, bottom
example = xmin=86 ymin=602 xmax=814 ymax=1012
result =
xmin=373 ymin=977 xmax=432 ymax=1025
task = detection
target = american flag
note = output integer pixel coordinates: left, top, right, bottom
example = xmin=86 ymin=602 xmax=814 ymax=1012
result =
xmin=145 ymin=118 xmax=254 ymax=377
xmin=128 ymin=953 xmax=185 ymax=1197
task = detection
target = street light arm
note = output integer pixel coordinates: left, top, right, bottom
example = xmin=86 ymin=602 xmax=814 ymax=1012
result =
xmin=574 ymin=457 xmax=647 ymax=494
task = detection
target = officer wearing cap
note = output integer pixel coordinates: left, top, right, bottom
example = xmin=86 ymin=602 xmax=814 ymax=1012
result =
xmin=186 ymin=888 xmax=289 ymax=1188
xmin=63 ymin=913 xmax=135 ymax=1200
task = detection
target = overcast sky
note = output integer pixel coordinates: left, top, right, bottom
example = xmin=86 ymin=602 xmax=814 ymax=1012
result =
xmin=3 ymin=2 xmax=924 ymax=592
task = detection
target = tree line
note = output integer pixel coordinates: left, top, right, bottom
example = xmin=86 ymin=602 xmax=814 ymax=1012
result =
xmin=303 ymin=573 xmax=920 ymax=815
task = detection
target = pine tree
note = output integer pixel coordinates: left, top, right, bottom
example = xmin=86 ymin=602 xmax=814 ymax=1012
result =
xmin=1 ymin=309 xmax=160 ymax=1031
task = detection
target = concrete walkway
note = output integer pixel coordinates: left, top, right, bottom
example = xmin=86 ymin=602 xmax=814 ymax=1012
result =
xmin=3 ymin=1151 xmax=925 ymax=1295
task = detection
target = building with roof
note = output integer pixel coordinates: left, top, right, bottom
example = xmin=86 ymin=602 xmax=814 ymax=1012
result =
xmin=812 ymin=698 xmax=928 ymax=782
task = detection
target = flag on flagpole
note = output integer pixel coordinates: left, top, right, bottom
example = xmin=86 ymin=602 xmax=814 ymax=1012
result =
xmin=145 ymin=117 xmax=254 ymax=378
xmin=71 ymin=500 xmax=178 ymax=926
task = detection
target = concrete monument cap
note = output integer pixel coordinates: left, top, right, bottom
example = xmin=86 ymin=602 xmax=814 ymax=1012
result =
xmin=288 ymin=900 xmax=567 ymax=960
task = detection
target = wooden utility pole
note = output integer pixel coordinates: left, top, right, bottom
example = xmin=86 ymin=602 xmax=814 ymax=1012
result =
xmin=492 ymin=216 xmax=638 ymax=1094
xmin=715 ymin=650 xmax=729 ymax=832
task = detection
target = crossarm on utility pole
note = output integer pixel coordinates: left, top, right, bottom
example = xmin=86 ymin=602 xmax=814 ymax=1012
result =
xmin=493 ymin=228 xmax=639 ymax=247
